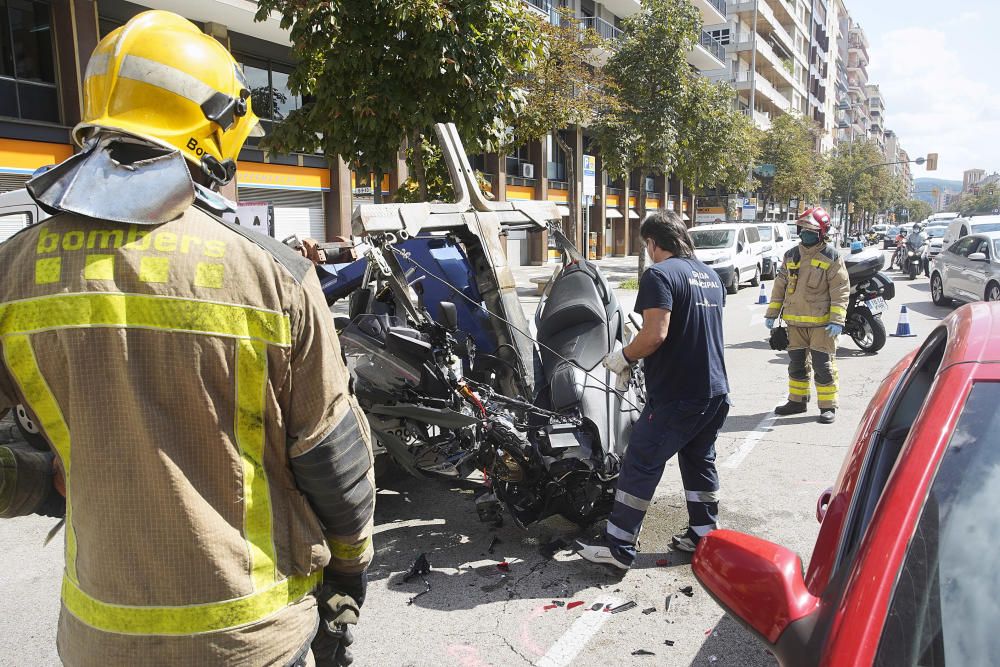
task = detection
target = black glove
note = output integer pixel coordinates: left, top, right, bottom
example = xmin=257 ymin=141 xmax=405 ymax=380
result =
xmin=312 ymin=571 xmax=366 ymax=667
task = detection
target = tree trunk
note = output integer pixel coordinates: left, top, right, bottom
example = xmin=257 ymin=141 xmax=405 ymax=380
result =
xmin=637 ymin=172 xmax=647 ymax=278
xmin=374 ymin=168 xmax=383 ymax=205
xmin=553 ymin=132 xmax=576 ymax=248
xmin=410 ymin=130 xmax=428 ymax=201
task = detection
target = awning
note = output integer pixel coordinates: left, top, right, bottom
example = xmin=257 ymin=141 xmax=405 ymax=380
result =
xmin=556 ymin=205 xmax=571 ymax=217
xmin=605 ymin=207 xmax=624 ymax=219
xmin=628 ymin=208 xmax=640 ymax=220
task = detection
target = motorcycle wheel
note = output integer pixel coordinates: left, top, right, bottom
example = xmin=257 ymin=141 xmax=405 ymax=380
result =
xmin=908 ymin=263 xmax=917 ymax=280
xmin=848 ymin=308 xmax=887 ymax=354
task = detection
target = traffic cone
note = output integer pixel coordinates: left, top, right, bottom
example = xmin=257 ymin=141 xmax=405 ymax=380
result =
xmin=757 ymin=282 xmax=768 ymax=305
xmin=890 ymin=304 xmax=917 ymax=337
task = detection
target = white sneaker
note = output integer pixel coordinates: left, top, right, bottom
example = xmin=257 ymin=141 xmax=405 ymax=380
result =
xmin=576 ymin=538 xmax=631 ymax=570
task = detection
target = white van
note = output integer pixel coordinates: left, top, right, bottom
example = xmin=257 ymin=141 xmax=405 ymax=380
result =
xmin=0 ymin=188 xmax=47 ymax=243
xmin=757 ymin=222 xmax=796 ymax=279
xmin=691 ymin=223 xmax=763 ymax=295
xmin=942 ymin=215 xmax=1000 ymax=250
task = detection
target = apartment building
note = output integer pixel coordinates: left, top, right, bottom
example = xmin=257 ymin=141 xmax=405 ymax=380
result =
xmin=0 ymin=0 xmax=728 ymax=262
xmin=964 ymin=169 xmax=987 ymax=193
xmin=706 ymin=0 xmax=813 ymax=131
xmin=866 ymin=84 xmax=885 ymax=150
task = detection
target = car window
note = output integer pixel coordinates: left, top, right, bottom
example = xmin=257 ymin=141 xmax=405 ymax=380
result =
xmin=691 ymin=229 xmax=735 ymax=249
xmin=948 ymin=237 xmax=977 ymax=257
xmin=875 ymin=382 xmax=1000 ymax=666
xmin=738 ymin=229 xmax=746 ymax=245
xmin=0 ymin=210 xmax=33 ymax=244
xmin=757 ymin=226 xmax=773 ymax=241
xmin=926 ymin=227 xmax=947 ymax=238
xmin=970 ymin=222 xmax=1000 ymax=235
xmin=775 ymin=226 xmax=785 ymax=242
xmin=973 ymin=239 xmax=990 ymax=257
xmin=994 ymin=240 xmax=1000 ymax=259
xmin=746 ymin=227 xmax=760 ymax=243
xmin=836 ymin=331 xmax=948 ymax=574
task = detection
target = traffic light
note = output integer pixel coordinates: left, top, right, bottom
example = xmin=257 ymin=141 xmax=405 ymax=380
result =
xmin=925 ymin=153 xmax=938 ymax=171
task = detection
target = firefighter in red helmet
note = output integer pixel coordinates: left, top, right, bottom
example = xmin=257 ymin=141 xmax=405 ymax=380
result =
xmin=764 ymin=207 xmax=850 ymax=424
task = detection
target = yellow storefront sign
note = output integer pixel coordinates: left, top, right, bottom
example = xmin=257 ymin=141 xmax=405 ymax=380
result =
xmin=0 ymin=139 xmax=73 ymax=175
xmin=236 ymin=162 xmax=330 ymax=191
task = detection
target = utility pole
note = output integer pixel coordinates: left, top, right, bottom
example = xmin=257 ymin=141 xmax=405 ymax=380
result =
xmin=745 ymin=0 xmax=759 ymax=217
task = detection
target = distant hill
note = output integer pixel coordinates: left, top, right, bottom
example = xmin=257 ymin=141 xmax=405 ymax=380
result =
xmin=913 ymin=177 xmax=963 ymax=207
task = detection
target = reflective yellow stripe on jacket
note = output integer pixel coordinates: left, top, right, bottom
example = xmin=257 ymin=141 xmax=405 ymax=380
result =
xmin=782 ymin=313 xmax=831 ymax=325
xmin=0 ymin=292 xmax=309 ymax=635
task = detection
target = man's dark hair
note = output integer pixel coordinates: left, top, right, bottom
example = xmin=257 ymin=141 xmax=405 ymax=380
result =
xmin=640 ymin=211 xmax=695 ymax=258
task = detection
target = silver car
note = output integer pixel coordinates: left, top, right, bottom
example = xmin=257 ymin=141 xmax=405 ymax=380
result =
xmin=930 ymin=231 xmax=1000 ymax=305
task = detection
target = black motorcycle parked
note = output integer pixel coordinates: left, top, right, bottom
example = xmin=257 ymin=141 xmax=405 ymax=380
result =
xmin=843 ymin=248 xmax=895 ymax=353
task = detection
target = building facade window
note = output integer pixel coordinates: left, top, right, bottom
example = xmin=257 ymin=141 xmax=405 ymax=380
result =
xmin=234 ymin=54 xmax=302 ymax=134
xmin=0 ymin=0 xmax=58 ymax=123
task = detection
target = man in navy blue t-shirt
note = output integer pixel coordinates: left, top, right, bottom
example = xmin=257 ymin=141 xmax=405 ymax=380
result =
xmin=578 ymin=211 xmax=731 ymax=570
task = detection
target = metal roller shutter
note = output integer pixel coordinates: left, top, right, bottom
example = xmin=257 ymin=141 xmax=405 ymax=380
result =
xmin=0 ymin=174 xmax=30 ymax=193
xmin=0 ymin=211 xmax=30 ymax=242
xmin=237 ymin=186 xmax=326 ymax=242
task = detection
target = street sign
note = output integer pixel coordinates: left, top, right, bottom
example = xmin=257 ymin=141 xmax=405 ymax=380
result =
xmin=753 ymin=164 xmax=777 ymax=178
xmin=582 ymin=155 xmax=596 ymax=198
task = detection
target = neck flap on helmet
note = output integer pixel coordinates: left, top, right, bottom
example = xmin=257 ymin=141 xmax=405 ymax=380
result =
xmin=26 ymin=132 xmax=196 ymax=225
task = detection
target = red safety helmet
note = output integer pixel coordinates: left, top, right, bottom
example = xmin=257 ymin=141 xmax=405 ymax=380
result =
xmin=798 ymin=206 xmax=832 ymax=237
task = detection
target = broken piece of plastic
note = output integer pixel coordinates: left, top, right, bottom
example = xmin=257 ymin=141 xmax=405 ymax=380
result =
xmin=487 ymin=536 xmax=499 ymax=554
xmin=497 ymin=561 xmax=511 ymax=572
xmin=610 ymin=601 xmax=637 ymax=614
xmin=679 ymin=585 xmax=694 ymax=598
xmin=567 ymin=601 xmax=585 ymax=610
xmin=591 ymin=603 xmax=604 ymax=612
xmin=403 ymin=553 xmax=431 ymax=583
xmin=543 ymin=604 xmax=558 ymax=611
xmin=664 ymin=640 xmax=675 ymax=647
xmin=632 ymin=649 xmax=655 ymax=656
xmin=656 ymin=558 xmax=669 ymax=567
xmin=642 ymin=607 xmax=656 ymax=615
xmin=551 ymin=600 xmax=565 ymax=607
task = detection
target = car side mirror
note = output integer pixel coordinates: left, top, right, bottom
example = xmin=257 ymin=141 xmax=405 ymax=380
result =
xmin=439 ymin=301 xmax=459 ymax=330
xmin=692 ymin=531 xmax=819 ymax=651
xmin=969 ymin=252 xmax=988 ymax=262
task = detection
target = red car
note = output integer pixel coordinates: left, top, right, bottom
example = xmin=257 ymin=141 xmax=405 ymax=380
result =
xmin=693 ymin=301 xmax=1000 ymax=665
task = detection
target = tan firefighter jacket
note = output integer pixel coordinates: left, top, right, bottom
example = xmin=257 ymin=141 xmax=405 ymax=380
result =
xmin=765 ymin=242 xmax=850 ymax=328
xmin=0 ymin=206 xmax=375 ymax=666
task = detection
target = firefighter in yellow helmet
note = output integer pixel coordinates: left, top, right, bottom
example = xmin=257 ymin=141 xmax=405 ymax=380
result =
xmin=0 ymin=11 xmax=373 ymax=666
xmin=764 ymin=207 xmax=850 ymax=425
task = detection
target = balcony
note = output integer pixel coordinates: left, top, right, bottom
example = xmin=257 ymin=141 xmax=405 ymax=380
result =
xmin=728 ymin=0 xmax=797 ymax=55
xmin=739 ymin=105 xmax=772 ymax=130
xmin=691 ymin=0 xmax=727 ymax=26
xmin=688 ymin=31 xmax=726 ymax=70
xmin=521 ymin=0 xmax=553 ymax=17
xmin=597 ymin=0 xmax=642 ymax=19
xmin=580 ymin=16 xmax=622 ymax=41
xmin=734 ymin=71 xmax=791 ymax=112
xmin=731 ymin=34 xmax=799 ymax=90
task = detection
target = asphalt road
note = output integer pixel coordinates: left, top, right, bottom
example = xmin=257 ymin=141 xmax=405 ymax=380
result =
xmin=0 ymin=249 xmax=953 ymax=666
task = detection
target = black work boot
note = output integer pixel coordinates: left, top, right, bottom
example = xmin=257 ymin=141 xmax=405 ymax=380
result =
xmin=818 ymin=409 xmax=836 ymax=424
xmin=774 ymin=401 xmax=808 ymax=416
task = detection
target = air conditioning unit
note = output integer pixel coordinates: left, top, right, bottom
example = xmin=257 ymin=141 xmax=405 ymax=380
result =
xmin=521 ymin=163 xmax=535 ymax=179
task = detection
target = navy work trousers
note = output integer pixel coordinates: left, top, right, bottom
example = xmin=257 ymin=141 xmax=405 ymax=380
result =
xmin=606 ymin=394 xmax=730 ymax=563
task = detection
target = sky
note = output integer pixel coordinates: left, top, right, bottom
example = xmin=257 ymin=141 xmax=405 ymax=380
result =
xmin=852 ymin=0 xmax=1000 ymax=183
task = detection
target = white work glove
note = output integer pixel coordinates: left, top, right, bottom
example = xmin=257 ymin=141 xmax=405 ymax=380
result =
xmin=603 ymin=349 xmax=634 ymax=392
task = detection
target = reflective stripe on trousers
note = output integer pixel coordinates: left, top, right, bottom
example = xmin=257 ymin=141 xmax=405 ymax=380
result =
xmin=606 ymin=395 xmax=729 ymax=561
xmin=787 ymin=348 xmax=838 ymax=407
xmin=0 ymin=292 xmax=319 ymax=635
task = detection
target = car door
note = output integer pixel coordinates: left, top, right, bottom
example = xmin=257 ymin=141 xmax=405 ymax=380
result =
xmin=964 ymin=237 xmax=992 ymax=300
xmin=736 ymin=228 xmax=751 ymax=275
xmin=942 ymin=236 xmax=976 ymax=300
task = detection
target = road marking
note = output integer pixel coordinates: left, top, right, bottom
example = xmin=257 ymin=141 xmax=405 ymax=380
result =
xmin=721 ymin=414 xmax=777 ymax=469
xmin=534 ymin=597 xmax=622 ymax=667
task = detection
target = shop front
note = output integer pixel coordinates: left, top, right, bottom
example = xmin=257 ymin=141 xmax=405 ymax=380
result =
xmin=236 ymin=161 xmax=330 ymax=241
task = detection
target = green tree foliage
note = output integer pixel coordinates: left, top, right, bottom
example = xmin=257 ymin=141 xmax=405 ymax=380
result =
xmin=592 ymin=0 xmax=752 ymax=274
xmin=513 ymin=10 xmax=618 ymax=241
xmin=673 ymin=76 xmax=761 ymax=192
xmin=757 ymin=114 xmax=827 ymax=213
xmin=254 ymin=0 xmax=544 ymax=201
xmin=896 ymin=198 xmax=933 ymax=223
xmin=825 ymin=139 xmax=904 ymax=229
xmin=947 ymin=185 xmax=1000 ymax=215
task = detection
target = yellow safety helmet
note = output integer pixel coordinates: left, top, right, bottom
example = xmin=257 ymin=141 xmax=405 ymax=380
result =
xmin=75 ymin=10 xmax=264 ymax=185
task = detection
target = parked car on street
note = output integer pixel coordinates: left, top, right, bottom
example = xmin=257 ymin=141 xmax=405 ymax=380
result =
xmin=930 ymin=231 xmax=1000 ymax=304
xmin=691 ymin=223 xmax=763 ymax=295
xmin=756 ymin=222 xmax=796 ymax=279
xmin=941 ymin=214 xmax=1000 ymax=249
xmin=786 ymin=223 xmax=799 ymax=244
xmin=693 ymin=302 xmax=1000 ymax=665
xmin=882 ymin=226 xmax=901 ymax=249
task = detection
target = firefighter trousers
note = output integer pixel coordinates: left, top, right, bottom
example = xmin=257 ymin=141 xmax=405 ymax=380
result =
xmin=606 ymin=394 xmax=730 ymax=563
xmin=786 ymin=325 xmax=839 ymax=409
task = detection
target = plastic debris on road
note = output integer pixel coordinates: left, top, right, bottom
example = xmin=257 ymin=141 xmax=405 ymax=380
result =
xmin=679 ymin=585 xmax=694 ymax=597
xmin=610 ymin=601 xmax=637 ymax=614
xmin=656 ymin=558 xmax=670 ymax=567
xmin=497 ymin=561 xmax=511 ymax=572
xmin=632 ymin=649 xmax=655 ymax=656
xmin=567 ymin=601 xmax=585 ymax=610
xmin=642 ymin=607 xmax=656 ymax=615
